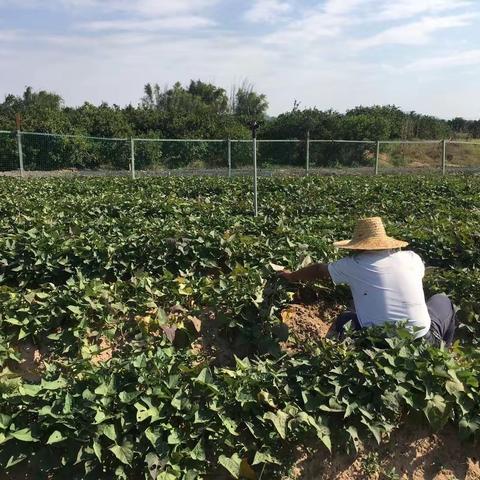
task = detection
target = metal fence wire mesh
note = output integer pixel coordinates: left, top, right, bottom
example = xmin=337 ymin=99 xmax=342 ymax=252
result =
xmin=379 ymin=141 xmax=443 ymax=173
xmin=1 ymin=131 xmax=479 ymax=178
xmin=134 ymin=139 xmax=228 ymax=176
xmin=230 ymin=140 xmax=253 ymax=174
xmin=0 ymin=131 xmax=18 ymax=172
xmin=447 ymin=141 xmax=480 ymax=173
xmin=257 ymin=140 xmax=302 ymax=173
xmin=19 ymin=133 xmax=131 ymax=172
xmin=309 ymin=141 xmax=375 ymax=171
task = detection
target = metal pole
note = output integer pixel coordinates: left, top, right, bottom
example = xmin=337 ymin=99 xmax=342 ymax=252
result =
xmin=130 ymin=138 xmax=136 ymax=179
xmin=442 ymin=139 xmax=447 ymax=175
xmin=252 ymin=122 xmax=259 ymax=217
xmin=253 ymin=136 xmax=258 ymax=217
xmin=17 ymin=130 xmax=24 ymax=177
xmin=227 ymin=138 xmax=232 ymax=178
xmin=375 ymin=141 xmax=380 ymax=175
xmin=305 ymin=130 xmax=310 ymax=175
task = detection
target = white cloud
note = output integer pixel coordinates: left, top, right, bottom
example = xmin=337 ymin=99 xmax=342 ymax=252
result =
xmin=323 ymin=0 xmax=369 ymax=16
xmin=244 ymin=0 xmax=292 ymax=23
xmin=263 ymin=0 xmax=365 ymax=45
xmin=82 ymin=16 xmax=214 ymax=32
xmin=1 ymin=0 xmax=479 ymax=119
xmin=0 ymin=30 xmax=19 ymax=42
xmin=356 ymin=13 xmax=476 ymax=48
xmin=0 ymin=0 xmax=219 ymax=16
xmin=406 ymin=49 xmax=480 ymax=70
xmin=112 ymin=0 xmax=220 ymax=16
xmin=378 ymin=0 xmax=472 ymax=21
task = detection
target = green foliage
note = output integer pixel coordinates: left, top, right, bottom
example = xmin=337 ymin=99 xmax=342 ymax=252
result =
xmin=3 ymin=84 xmax=479 ymax=172
xmin=0 ymin=176 xmax=479 ymax=478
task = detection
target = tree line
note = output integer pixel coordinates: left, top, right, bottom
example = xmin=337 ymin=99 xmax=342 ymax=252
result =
xmin=0 ymin=82 xmax=479 ymax=171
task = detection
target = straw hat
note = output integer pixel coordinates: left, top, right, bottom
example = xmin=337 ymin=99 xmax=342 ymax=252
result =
xmin=334 ymin=217 xmax=408 ymax=250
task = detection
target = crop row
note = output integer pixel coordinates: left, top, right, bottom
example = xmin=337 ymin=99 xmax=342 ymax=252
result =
xmin=0 ymin=176 xmax=479 ymax=479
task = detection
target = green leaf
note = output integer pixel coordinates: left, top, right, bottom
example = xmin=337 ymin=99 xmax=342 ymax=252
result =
xmin=18 ymin=329 xmax=28 ymax=340
xmin=10 ymin=428 xmax=38 ymax=442
xmin=157 ymin=473 xmax=176 ymax=480
xmin=46 ymin=430 xmax=66 ymax=445
xmin=156 ymin=307 xmax=169 ymax=325
xmin=445 ymin=380 xmax=464 ymax=396
xmin=93 ymin=440 xmax=102 ymax=461
xmin=0 ymin=414 xmax=12 ymax=429
xmin=362 ymin=421 xmax=382 ymax=444
xmin=196 ymin=367 xmax=213 ymax=385
xmin=347 ymin=426 xmax=361 ymax=452
xmin=219 ymin=414 xmax=239 ymax=436
xmin=135 ymin=402 xmax=160 ymax=423
xmin=264 ymin=411 xmax=288 ymax=440
xmin=167 ymin=430 xmax=181 ymax=445
xmin=252 ymin=451 xmax=281 ymax=465
xmin=145 ymin=427 xmax=160 ymax=448
xmin=41 ymin=377 xmax=67 ymax=390
xmin=4 ymin=318 xmax=22 ymax=326
xmin=94 ymin=379 xmax=115 ymax=396
xmin=118 ymin=391 xmax=140 ymax=403
xmin=6 ymin=454 xmax=27 ymax=469
xmin=94 ymin=410 xmax=107 ymax=424
xmin=18 ymin=383 xmax=42 ymax=397
xmin=190 ymin=439 xmax=205 ymax=461
xmin=109 ymin=441 xmax=133 ymax=465
xmin=219 ymin=453 xmax=242 ymax=478
xmin=67 ymin=305 xmax=81 ymax=315
xmin=63 ymin=393 xmax=73 ymax=414
xmin=102 ymin=424 xmax=117 ymax=442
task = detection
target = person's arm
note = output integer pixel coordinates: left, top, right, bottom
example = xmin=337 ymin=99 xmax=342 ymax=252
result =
xmin=278 ymin=263 xmax=331 ymax=283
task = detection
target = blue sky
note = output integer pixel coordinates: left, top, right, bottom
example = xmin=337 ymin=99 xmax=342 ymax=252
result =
xmin=0 ymin=0 xmax=479 ymax=118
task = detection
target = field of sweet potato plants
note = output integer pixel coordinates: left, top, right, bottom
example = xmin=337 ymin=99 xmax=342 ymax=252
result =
xmin=0 ymin=176 xmax=479 ymax=480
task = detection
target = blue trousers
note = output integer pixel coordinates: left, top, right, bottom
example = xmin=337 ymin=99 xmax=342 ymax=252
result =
xmin=333 ymin=294 xmax=457 ymax=347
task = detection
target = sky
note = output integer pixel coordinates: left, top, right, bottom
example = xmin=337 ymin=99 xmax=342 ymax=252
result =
xmin=0 ymin=0 xmax=479 ymax=119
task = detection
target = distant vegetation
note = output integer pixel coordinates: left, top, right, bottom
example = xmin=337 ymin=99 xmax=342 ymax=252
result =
xmin=0 ymin=82 xmax=479 ymax=170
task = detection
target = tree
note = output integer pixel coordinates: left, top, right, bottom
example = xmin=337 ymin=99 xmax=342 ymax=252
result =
xmin=0 ymin=86 xmax=69 ymax=132
xmin=187 ymin=80 xmax=229 ymax=114
xmin=231 ymin=81 xmax=269 ymax=123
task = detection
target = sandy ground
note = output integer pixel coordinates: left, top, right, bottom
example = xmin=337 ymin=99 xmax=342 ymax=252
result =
xmin=295 ymin=423 xmax=480 ymax=480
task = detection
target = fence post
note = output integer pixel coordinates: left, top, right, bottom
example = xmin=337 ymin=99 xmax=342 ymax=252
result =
xmin=375 ymin=141 xmax=380 ymax=175
xmin=305 ymin=130 xmax=310 ymax=175
xmin=17 ymin=130 xmax=24 ymax=177
xmin=441 ymin=139 xmax=447 ymax=175
xmin=130 ymin=138 xmax=136 ymax=179
xmin=227 ymin=138 xmax=232 ymax=178
xmin=252 ymin=123 xmax=259 ymax=217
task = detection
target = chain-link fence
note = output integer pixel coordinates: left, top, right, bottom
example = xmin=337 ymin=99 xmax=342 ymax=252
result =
xmin=1 ymin=131 xmax=480 ymax=179
xmin=446 ymin=141 xmax=480 ymax=173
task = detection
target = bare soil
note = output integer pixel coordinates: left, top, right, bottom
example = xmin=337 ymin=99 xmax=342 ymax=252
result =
xmin=6 ymin=340 xmax=46 ymax=382
xmin=90 ymin=336 xmax=113 ymax=366
xmin=293 ymin=424 xmax=480 ymax=480
xmin=189 ymin=309 xmax=254 ymax=366
xmin=279 ymin=302 xmax=345 ymax=352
